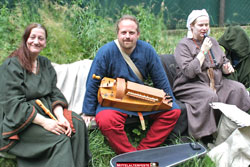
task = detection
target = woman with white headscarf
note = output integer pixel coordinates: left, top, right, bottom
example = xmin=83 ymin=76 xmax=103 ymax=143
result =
xmin=172 ymin=9 xmax=250 ymax=143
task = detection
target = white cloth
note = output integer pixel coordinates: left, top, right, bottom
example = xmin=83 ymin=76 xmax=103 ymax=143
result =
xmin=208 ymin=127 xmax=250 ymax=167
xmin=210 ymin=102 xmax=250 ymax=127
xmin=208 ymin=102 xmax=250 ymax=167
xmin=186 ymin=9 xmax=210 ymax=38
xmin=52 ymin=59 xmax=93 ymax=114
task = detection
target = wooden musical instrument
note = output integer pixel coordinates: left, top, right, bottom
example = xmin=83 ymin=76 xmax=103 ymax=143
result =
xmin=35 ymin=99 xmax=57 ymax=120
xmin=94 ymin=75 xmax=173 ymax=112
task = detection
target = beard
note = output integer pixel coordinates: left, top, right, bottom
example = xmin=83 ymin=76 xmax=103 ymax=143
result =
xmin=119 ymin=40 xmax=135 ymax=50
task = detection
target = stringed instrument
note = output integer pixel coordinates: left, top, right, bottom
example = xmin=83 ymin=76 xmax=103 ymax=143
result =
xmin=93 ymin=74 xmax=173 ymax=112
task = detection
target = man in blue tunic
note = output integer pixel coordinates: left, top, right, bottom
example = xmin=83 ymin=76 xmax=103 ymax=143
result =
xmin=82 ymin=15 xmax=181 ymax=154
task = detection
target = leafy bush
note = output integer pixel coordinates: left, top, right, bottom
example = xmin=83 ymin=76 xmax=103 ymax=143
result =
xmin=0 ymin=0 xmax=173 ymax=64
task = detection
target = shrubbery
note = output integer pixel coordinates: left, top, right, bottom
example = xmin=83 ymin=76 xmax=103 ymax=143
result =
xmin=0 ymin=0 xmax=171 ymax=64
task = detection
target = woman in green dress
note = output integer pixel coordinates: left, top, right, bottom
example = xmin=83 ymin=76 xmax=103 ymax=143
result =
xmin=0 ymin=23 xmax=91 ymax=167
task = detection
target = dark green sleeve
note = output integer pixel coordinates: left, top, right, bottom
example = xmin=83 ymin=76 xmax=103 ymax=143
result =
xmin=0 ymin=58 xmax=37 ymax=139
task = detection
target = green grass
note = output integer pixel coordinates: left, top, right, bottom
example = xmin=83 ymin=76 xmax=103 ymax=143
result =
xmin=1 ymin=0 xmax=250 ymax=167
xmin=0 ymin=158 xmax=16 ymax=167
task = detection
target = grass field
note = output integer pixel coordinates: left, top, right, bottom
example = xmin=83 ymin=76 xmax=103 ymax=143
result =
xmin=1 ymin=0 xmax=250 ymax=166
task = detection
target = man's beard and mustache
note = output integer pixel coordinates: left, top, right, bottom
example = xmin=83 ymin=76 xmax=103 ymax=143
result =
xmin=120 ymin=39 xmax=134 ymax=49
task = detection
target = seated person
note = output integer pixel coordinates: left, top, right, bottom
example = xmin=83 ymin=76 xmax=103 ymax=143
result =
xmin=172 ymin=9 xmax=250 ymax=143
xmin=81 ymin=15 xmax=181 ymax=154
xmin=218 ymin=25 xmax=250 ymax=89
xmin=0 ymin=23 xmax=91 ymax=167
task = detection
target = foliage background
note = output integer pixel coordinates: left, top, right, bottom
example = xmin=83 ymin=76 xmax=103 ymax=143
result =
xmin=1 ymin=0 xmax=250 ymax=166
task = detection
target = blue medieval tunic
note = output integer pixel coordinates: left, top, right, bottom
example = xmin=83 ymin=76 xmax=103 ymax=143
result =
xmin=82 ymin=40 xmax=179 ymax=116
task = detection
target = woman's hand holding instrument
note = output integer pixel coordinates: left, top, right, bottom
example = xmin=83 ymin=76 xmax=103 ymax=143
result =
xmin=35 ymin=99 xmax=57 ymax=121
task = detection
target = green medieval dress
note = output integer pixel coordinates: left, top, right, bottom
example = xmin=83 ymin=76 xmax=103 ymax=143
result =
xmin=0 ymin=56 xmax=91 ymax=167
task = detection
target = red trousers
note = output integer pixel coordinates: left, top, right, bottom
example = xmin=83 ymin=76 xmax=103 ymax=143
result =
xmin=96 ymin=109 xmax=181 ymax=154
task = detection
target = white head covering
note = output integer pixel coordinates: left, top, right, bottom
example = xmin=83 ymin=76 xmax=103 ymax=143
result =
xmin=186 ymin=9 xmax=210 ymax=38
